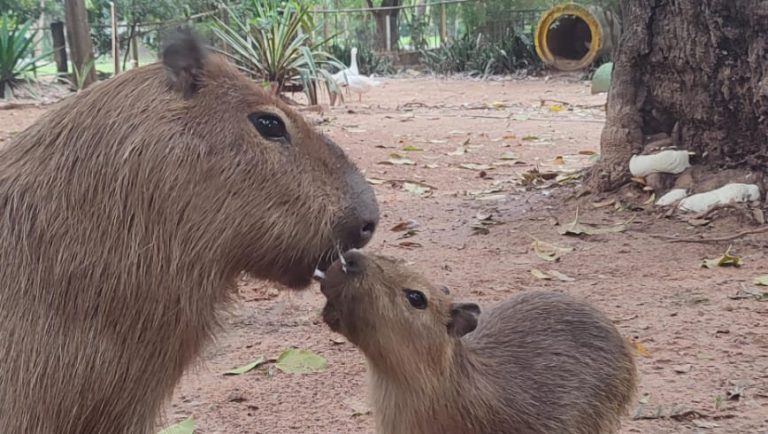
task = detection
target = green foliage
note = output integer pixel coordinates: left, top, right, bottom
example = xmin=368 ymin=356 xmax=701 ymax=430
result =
xmin=421 ymin=30 xmax=540 ymax=77
xmin=212 ymin=2 xmax=343 ymax=105
xmin=0 ymin=13 xmax=51 ymax=98
xmin=327 ymin=44 xmax=393 ymax=76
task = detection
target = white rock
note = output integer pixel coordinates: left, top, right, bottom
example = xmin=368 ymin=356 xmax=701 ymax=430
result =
xmin=655 ymin=188 xmax=689 ymax=206
xmin=629 ymin=150 xmax=691 ymax=177
xmin=678 ymin=183 xmax=761 ymax=213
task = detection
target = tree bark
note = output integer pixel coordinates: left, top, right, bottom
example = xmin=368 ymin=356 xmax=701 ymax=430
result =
xmin=366 ymin=0 xmax=401 ymax=51
xmin=64 ymin=0 xmax=97 ymax=88
xmin=587 ymin=0 xmax=768 ymax=192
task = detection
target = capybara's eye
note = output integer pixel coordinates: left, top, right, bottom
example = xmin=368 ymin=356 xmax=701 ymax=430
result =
xmin=248 ymin=113 xmax=289 ymax=141
xmin=404 ymin=289 xmax=428 ymax=309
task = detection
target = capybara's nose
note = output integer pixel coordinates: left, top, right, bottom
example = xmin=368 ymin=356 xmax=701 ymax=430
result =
xmin=359 ymin=220 xmax=377 ymax=245
xmin=341 ymin=250 xmax=365 ymax=275
xmin=338 ymin=182 xmax=379 ymax=249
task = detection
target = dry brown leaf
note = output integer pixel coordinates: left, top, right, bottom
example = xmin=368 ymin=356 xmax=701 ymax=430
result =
xmin=530 ymin=268 xmax=552 ymax=280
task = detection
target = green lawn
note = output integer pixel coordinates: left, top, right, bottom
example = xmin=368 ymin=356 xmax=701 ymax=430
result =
xmin=32 ymin=56 xmax=156 ymax=77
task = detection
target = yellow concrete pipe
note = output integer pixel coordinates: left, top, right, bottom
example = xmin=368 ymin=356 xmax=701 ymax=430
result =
xmin=534 ymin=3 xmax=620 ymax=71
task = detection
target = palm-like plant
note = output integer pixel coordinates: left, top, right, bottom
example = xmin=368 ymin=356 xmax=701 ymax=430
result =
xmin=212 ymin=2 xmax=343 ymax=105
xmin=0 ymin=14 xmax=51 ymax=99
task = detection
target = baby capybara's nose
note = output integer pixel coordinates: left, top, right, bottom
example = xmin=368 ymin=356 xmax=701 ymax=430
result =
xmin=341 ymin=250 xmax=366 ymax=275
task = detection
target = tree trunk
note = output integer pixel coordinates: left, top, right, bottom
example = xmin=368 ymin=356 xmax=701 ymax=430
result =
xmin=64 ymin=0 xmax=97 ymax=89
xmin=587 ymin=0 xmax=768 ymax=192
xmin=50 ymin=21 xmax=69 ymax=81
xmin=366 ymin=0 xmax=401 ymax=51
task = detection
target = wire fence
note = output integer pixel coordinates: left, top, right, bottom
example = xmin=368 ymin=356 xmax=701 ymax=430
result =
xmin=22 ymin=1 xmax=546 ymax=77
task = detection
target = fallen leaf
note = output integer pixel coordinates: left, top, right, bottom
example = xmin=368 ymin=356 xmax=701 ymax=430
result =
xmin=499 ymin=152 xmax=519 ymax=161
xmin=379 ymin=156 xmax=415 ymax=166
xmin=344 ymin=128 xmax=367 ymax=133
xmin=491 ymin=101 xmax=506 ymax=109
xmin=578 ymin=150 xmax=596 ymax=155
xmin=553 ymin=156 xmax=566 ymax=165
xmin=752 ymin=208 xmax=765 ymax=224
xmin=366 ymin=178 xmax=386 ymax=185
xmin=447 ymin=146 xmax=467 ymax=156
xmin=559 ymin=210 xmax=629 ymax=236
xmin=692 ymin=419 xmax=719 ymax=429
xmin=398 ymin=229 xmax=418 ymax=239
xmin=398 ymin=241 xmax=422 ymax=248
xmin=459 ymin=163 xmax=493 ymax=171
xmin=475 ymin=194 xmax=506 ymax=201
xmin=548 ymin=270 xmax=575 ymax=282
xmin=470 ymin=226 xmax=490 ymax=235
xmin=512 ymin=114 xmax=529 ymax=121
xmin=591 ymin=199 xmax=616 ymax=209
xmin=390 ymin=220 xmax=419 ymax=232
xmin=424 ymin=163 xmax=439 ymax=169
xmin=548 ymin=104 xmax=565 ymax=112
xmin=754 ymin=275 xmax=768 ymax=286
xmin=522 ymin=135 xmax=539 ymax=141
xmin=402 ymin=145 xmax=422 ymax=152
xmin=530 ymin=268 xmax=552 ymax=280
xmin=701 ymin=246 xmax=742 ymax=269
xmin=157 ymin=418 xmax=195 ymax=434
xmin=727 ymin=385 xmax=744 ymax=401
xmin=475 ymin=212 xmax=492 ymax=221
xmin=502 ymin=134 xmax=516 ymax=140
xmin=643 ymin=193 xmax=656 ymax=205
xmin=330 ymin=336 xmax=346 ymax=345
xmin=531 ymin=239 xmax=574 ymax=262
xmin=729 ymin=286 xmax=768 ymax=301
xmin=275 ymin=349 xmax=327 ymax=374
xmin=428 ymin=139 xmax=447 ymax=144
xmin=223 ymin=357 xmax=266 ymax=376
xmin=673 ymin=364 xmax=692 ymax=374
xmin=347 ymin=399 xmax=372 ymax=417
xmin=403 ymin=183 xmax=430 ymax=195
xmin=687 ymin=218 xmax=711 ymax=227
xmin=628 ymin=339 xmax=651 ymax=357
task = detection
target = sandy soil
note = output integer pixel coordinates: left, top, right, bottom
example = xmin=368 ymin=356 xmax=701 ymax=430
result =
xmin=2 ymin=76 xmax=767 ymax=434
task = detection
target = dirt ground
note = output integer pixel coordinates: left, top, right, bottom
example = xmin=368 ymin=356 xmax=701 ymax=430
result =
xmin=2 ymin=76 xmax=767 ymax=434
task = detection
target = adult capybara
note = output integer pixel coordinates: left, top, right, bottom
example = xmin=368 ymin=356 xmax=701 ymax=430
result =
xmin=0 ymin=28 xmax=378 ymax=434
xmin=321 ymin=251 xmax=636 ymax=434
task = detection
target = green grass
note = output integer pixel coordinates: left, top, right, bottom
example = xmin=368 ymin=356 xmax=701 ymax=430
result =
xmin=31 ymin=56 xmax=156 ymax=77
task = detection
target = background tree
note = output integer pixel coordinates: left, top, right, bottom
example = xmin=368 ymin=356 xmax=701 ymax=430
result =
xmin=64 ymin=0 xmax=96 ymax=87
xmin=365 ymin=0 xmax=401 ymax=50
xmin=587 ymin=0 xmax=768 ymax=192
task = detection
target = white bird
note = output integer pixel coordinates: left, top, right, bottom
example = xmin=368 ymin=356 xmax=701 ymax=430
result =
xmin=331 ymin=47 xmax=380 ymax=103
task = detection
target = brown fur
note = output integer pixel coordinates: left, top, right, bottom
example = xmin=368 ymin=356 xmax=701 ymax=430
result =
xmin=321 ymin=252 xmax=637 ymax=434
xmin=0 ymin=28 xmax=377 ymax=433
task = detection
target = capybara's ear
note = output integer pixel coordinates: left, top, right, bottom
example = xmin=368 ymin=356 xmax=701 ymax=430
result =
xmin=447 ymin=303 xmax=480 ymax=337
xmin=161 ymin=26 xmax=206 ymax=98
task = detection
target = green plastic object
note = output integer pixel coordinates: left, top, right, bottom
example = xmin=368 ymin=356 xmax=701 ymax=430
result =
xmin=591 ymin=62 xmax=613 ymax=94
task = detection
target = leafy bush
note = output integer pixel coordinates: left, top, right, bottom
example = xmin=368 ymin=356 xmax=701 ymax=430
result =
xmin=421 ymin=29 xmax=540 ymax=77
xmin=0 ymin=13 xmax=50 ymax=99
xmin=212 ymin=1 xmax=343 ymax=104
xmin=327 ymin=44 xmax=394 ymax=76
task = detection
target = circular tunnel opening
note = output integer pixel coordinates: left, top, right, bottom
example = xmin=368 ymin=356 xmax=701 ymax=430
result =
xmin=546 ymin=14 xmax=593 ymax=61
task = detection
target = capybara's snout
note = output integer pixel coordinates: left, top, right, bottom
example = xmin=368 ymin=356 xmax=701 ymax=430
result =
xmin=334 ymin=169 xmax=379 ymax=252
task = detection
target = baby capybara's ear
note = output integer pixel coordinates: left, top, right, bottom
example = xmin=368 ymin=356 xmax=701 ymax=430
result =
xmin=447 ymin=303 xmax=481 ymax=337
xmin=160 ymin=26 xmax=206 ymax=98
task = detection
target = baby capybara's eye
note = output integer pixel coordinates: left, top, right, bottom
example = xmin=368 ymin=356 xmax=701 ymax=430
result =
xmin=248 ymin=113 xmax=288 ymax=141
xmin=404 ymin=289 xmax=428 ymax=309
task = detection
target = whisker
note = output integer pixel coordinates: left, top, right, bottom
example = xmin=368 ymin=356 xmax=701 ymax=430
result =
xmin=336 ymin=243 xmax=348 ymax=274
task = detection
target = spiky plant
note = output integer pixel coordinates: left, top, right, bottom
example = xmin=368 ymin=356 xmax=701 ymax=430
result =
xmin=211 ymin=2 xmax=343 ymax=104
xmin=0 ymin=13 xmax=51 ymax=99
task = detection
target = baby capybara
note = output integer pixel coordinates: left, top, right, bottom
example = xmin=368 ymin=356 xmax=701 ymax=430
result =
xmin=0 ymin=28 xmax=378 ymax=433
xmin=321 ymin=251 xmax=636 ymax=434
